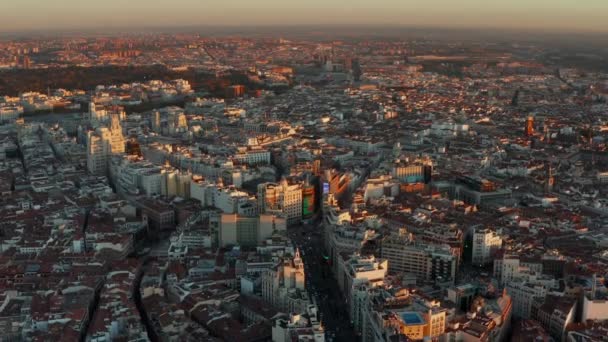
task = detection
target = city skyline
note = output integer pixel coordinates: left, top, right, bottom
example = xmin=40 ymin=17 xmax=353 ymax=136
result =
xmin=1 ymin=0 xmax=608 ymax=34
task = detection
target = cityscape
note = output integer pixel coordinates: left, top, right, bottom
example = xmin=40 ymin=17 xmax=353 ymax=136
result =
xmin=0 ymin=2 xmax=608 ymax=342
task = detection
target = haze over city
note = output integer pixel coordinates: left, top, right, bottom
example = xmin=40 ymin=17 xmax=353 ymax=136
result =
xmin=1 ymin=0 xmax=608 ymax=33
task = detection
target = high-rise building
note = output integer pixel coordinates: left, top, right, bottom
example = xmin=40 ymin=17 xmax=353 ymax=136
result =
xmin=258 ymin=179 xmax=303 ymax=225
xmin=261 ymin=249 xmax=305 ymax=311
xmin=89 ymin=102 xmax=108 ymax=122
xmin=471 ymin=227 xmax=502 ymax=266
xmin=86 ymin=115 xmax=125 ymax=175
xmin=109 ymin=114 xmax=125 ymax=154
xmin=526 ymin=116 xmax=535 ymax=136
xmin=86 ymin=128 xmax=111 ymax=175
xmin=152 ymin=111 xmax=161 ymax=133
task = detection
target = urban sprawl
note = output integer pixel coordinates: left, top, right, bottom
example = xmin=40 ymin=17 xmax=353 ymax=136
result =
xmin=0 ymin=34 xmax=607 ymax=342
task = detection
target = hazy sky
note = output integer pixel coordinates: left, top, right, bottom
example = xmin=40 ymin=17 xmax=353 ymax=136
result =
xmin=1 ymin=0 xmax=607 ymax=33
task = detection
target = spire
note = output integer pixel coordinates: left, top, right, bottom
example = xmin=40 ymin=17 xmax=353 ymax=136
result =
xmin=295 ymin=247 xmax=301 ymax=260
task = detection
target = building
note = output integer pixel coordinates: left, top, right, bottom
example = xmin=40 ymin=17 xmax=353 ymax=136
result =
xmin=493 ymin=254 xmax=544 ymax=286
xmin=471 ymin=227 xmax=502 ymax=266
xmin=271 ymin=305 xmax=325 ymax=342
xmin=258 ymin=179 xmax=303 ymax=225
xmin=597 ymin=171 xmax=608 ymax=184
xmin=447 ymin=283 xmax=479 ymax=312
xmin=109 ymin=114 xmax=125 ymax=153
xmin=391 ymin=158 xmax=433 ymax=184
xmin=325 ymin=223 xmax=378 ymax=276
xmin=451 ymin=176 xmax=512 ymax=207
xmin=86 ymin=128 xmax=112 ymax=175
xmin=381 ymin=231 xmax=457 ymax=284
xmin=531 ymin=294 xmax=577 ymax=341
xmin=140 ymin=199 xmax=175 ymax=235
xmin=152 ymin=110 xmax=161 ymax=132
xmin=86 ymin=116 xmax=125 ymax=175
xmin=526 ymin=116 xmax=535 ymax=136
xmin=361 ymin=292 xmax=448 ymax=342
xmin=507 ymin=281 xmax=548 ymax=319
xmin=581 ymin=282 xmax=608 ymax=322
xmin=218 ymin=213 xmax=286 ymax=247
xmin=226 ymin=85 xmax=246 ymax=98
xmin=261 ymin=249 xmax=306 ymax=312
xmin=234 ymin=148 xmax=271 ymax=165
xmin=337 ymin=254 xmax=388 ymax=313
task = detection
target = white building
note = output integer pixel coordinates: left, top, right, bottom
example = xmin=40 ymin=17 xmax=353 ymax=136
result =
xmin=507 ymin=281 xmax=548 ymax=319
xmin=234 ymin=148 xmax=271 ymax=165
xmin=272 ymin=305 xmax=325 ymax=342
xmin=493 ymin=254 xmax=543 ymax=286
xmin=87 ymin=128 xmax=112 ymax=175
xmin=338 ymin=254 xmax=388 ymax=307
xmin=471 ymin=227 xmax=502 ymax=266
xmin=86 ymin=115 xmax=125 ymax=175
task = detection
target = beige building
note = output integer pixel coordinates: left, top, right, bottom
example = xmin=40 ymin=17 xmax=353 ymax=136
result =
xmin=261 ymin=249 xmax=306 ymax=312
xmin=219 ymin=213 xmax=286 ymax=247
xmin=258 ymin=179 xmax=303 ymax=225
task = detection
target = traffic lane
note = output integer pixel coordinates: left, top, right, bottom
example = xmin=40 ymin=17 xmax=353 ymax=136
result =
xmin=292 ymin=226 xmax=357 ymax=341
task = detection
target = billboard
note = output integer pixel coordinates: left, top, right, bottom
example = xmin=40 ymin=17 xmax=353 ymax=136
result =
xmin=323 ymin=182 xmax=330 ymax=194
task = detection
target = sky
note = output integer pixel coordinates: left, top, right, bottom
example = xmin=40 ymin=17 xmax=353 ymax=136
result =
xmin=0 ymin=0 xmax=607 ymax=33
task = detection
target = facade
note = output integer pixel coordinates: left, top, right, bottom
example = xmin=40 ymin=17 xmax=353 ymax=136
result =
xmin=86 ymin=115 xmax=125 ymax=175
xmin=361 ymin=292 xmax=448 ymax=342
xmin=471 ymin=227 xmax=502 ymax=266
xmin=261 ymin=249 xmax=306 ymax=312
xmin=140 ymin=199 xmax=175 ymax=234
xmin=531 ymin=295 xmax=577 ymax=341
xmin=234 ymin=149 xmax=271 ymax=165
xmin=507 ymin=281 xmax=548 ymax=319
xmin=581 ymin=292 xmax=608 ymax=322
xmin=325 ymin=223 xmax=378 ymax=276
xmin=391 ymin=158 xmax=433 ymax=184
xmin=218 ymin=213 xmax=286 ymax=247
xmin=381 ymin=232 xmax=457 ymax=283
xmin=258 ymin=180 xmax=303 ymax=225
xmin=109 ymin=114 xmax=126 ymax=154
xmin=337 ymin=254 xmax=388 ymax=317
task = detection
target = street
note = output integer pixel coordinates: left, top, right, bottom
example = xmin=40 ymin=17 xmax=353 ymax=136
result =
xmin=288 ymin=222 xmax=359 ymax=342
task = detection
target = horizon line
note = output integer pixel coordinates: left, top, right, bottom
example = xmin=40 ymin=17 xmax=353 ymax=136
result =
xmin=1 ymin=23 xmax=607 ymax=38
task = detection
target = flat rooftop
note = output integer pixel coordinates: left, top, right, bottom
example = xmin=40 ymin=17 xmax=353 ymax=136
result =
xmin=400 ymin=311 xmax=425 ymax=325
